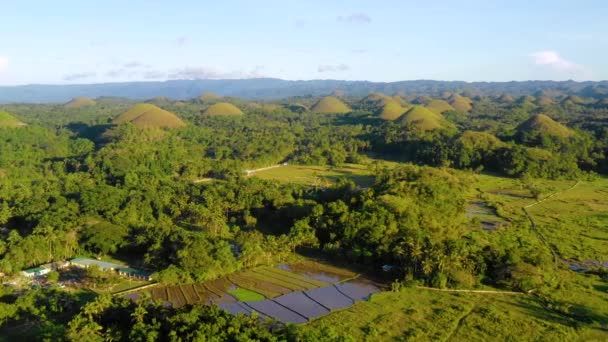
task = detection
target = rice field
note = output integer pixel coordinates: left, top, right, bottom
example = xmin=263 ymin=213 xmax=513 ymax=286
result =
xmin=136 ymin=260 xmax=380 ymax=323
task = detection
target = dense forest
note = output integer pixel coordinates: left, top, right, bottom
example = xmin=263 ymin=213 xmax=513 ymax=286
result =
xmin=0 ymin=89 xmax=607 ymax=340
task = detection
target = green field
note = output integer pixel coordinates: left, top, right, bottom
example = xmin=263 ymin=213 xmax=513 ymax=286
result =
xmin=300 ymin=286 xmax=607 ymax=341
xmin=251 ymin=164 xmax=375 ymax=186
xmin=228 ymin=287 xmax=265 ymax=301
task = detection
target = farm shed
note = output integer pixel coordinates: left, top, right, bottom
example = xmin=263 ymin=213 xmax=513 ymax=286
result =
xmin=22 ymin=267 xmax=50 ymax=278
xmin=117 ymin=267 xmax=153 ymax=281
xmin=70 ymin=258 xmax=124 ymax=271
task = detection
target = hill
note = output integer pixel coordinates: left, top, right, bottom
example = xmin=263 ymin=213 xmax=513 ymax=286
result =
xmin=425 ymin=99 xmax=455 ymax=114
xmin=0 ymin=110 xmax=26 ymax=128
xmin=64 ymin=97 xmax=96 ymax=108
xmin=448 ymin=94 xmax=473 ymax=112
xmin=377 ymin=100 xmax=408 ymax=120
xmin=498 ymin=94 xmax=515 ymax=104
xmin=398 ymin=105 xmax=445 ymax=130
xmin=516 ymin=114 xmax=573 ymax=140
xmin=201 ymin=102 xmax=244 ymax=116
xmin=198 ymin=92 xmax=222 ymax=101
xmin=1 ymin=79 xmax=608 ymax=103
xmin=113 ymin=103 xmax=186 ymax=128
xmin=311 ymin=96 xmax=351 ymax=114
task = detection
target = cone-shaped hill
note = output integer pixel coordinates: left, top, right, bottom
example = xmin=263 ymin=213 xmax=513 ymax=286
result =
xmin=0 ymin=110 xmax=26 ymax=128
xmin=64 ymin=97 xmax=96 ymax=109
xmin=376 ymin=99 xmax=409 ymax=120
xmin=198 ymin=92 xmax=222 ymax=102
xmin=535 ymin=96 xmax=554 ymax=106
xmin=448 ymin=94 xmax=473 ymax=112
xmin=425 ymin=99 xmax=455 ymax=114
xmin=113 ymin=104 xmax=186 ymax=128
xmin=398 ymin=106 xmax=446 ymax=131
xmin=201 ymin=102 xmax=244 ymax=117
xmin=311 ymin=96 xmax=351 ymax=114
xmin=498 ymin=94 xmax=515 ymax=104
xmin=561 ymin=95 xmax=586 ymax=106
xmin=516 ymin=114 xmax=574 ymax=142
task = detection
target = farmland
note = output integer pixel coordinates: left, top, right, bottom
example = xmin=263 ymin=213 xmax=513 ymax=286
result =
xmin=136 ymin=260 xmax=380 ymax=323
xmin=251 ymin=164 xmax=375 ymax=187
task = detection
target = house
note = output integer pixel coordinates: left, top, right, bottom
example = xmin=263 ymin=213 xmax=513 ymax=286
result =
xmin=22 ymin=267 xmax=50 ymax=278
xmin=117 ymin=267 xmax=153 ymax=281
xmin=70 ymin=258 xmax=125 ymax=271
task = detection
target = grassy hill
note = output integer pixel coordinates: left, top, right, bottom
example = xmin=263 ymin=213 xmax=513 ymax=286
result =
xmin=517 ymin=114 xmax=573 ymax=139
xmin=425 ymin=99 xmax=455 ymax=114
xmin=448 ymin=94 xmax=473 ymax=112
xmin=198 ymin=92 xmax=222 ymax=102
xmin=311 ymin=96 xmax=351 ymax=114
xmin=113 ymin=103 xmax=186 ymax=128
xmin=0 ymin=110 xmax=25 ymax=128
xmin=398 ymin=105 xmax=445 ymax=130
xmin=64 ymin=97 xmax=96 ymax=108
xmin=498 ymin=94 xmax=515 ymax=104
xmin=201 ymin=102 xmax=244 ymax=116
xmin=377 ymin=100 xmax=408 ymax=120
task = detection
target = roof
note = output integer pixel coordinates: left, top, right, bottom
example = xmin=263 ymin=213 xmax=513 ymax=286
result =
xmin=117 ymin=267 xmax=153 ymax=277
xmin=70 ymin=258 xmax=125 ymax=270
xmin=23 ymin=267 xmax=46 ymax=274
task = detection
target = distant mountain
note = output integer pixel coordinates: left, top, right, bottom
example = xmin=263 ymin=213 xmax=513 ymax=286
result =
xmin=1 ymin=78 xmax=608 ymax=103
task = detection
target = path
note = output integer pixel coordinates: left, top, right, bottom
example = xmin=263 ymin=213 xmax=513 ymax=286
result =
xmin=416 ymin=286 xmax=524 ymax=295
xmin=521 ymin=180 xmax=581 ymax=265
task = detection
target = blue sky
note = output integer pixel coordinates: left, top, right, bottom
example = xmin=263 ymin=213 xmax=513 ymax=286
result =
xmin=0 ymin=0 xmax=606 ymax=85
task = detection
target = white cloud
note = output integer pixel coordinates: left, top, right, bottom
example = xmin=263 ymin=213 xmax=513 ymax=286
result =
xmin=530 ymin=51 xmax=581 ymax=71
xmin=168 ymin=66 xmax=265 ymax=79
xmin=318 ymin=64 xmax=350 ymax=73
xmin=0 ymin=56 xmax=8 ymax=72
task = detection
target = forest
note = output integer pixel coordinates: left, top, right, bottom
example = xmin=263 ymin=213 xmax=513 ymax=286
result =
xmin=0 ymin=89 xmax=607 ymax=340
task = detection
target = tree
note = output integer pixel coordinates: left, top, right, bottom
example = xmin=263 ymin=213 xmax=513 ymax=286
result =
xmin=80 ymin=222 xmax=128 ymax=255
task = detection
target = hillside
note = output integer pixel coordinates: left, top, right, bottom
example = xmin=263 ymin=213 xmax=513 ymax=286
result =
xmin=198 ymin=92 xmax=222 ymax=101
xmin=398 ymin=105 xmax=445 ymax=130
xmin=0 ymin=110 xmax=25 ymax=127
xmin=377 ymin=100 xmax=408 ymax=120
xmin=201 ymin=102 xmax=244 ymax=116
xmin=311 ymin=96 xmax=351 ymax=114
xmin=64 ymin=97 xmax=96 ymax=108
xmin=425 ymin=99 xmax=455 ymax=114
xmin=448 ymin=94 xmax=473 ymax=112
xmin=1 ymin=79 xmax=608 ymax=103
xmin=517 ymin=114 xmax=574 ymax=139
xmin=113 ymin=103 xmax=186 ymax=128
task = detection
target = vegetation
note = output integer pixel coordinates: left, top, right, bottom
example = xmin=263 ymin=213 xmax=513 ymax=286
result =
xmin=201 ymin=102 xmax=244 ymax=116
xmin=311 ymin=96 xmax=351 ymax=114
xmin=0 ymin=88 xmax=607 ymax=340
xmin=113 ymin=103 xmax=186 ymax=128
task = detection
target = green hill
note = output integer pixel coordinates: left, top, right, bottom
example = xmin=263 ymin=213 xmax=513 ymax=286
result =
xmin=64 ymin=97 xmax=96 ymax=109
xmin=113 ymin=104 xmax=186 ymax=128
xmin=517 ymin=114 xmax=573 ymax=139
xmin=535 ymin=96 xmax=554 ymax=106
xmin=377 ymin=100 xmax=408 ymax=120
xmin=0 ymin=110 xmax=26 ymax=128
xmin=398 ymin=105 xmax=445 ymax=130
xmin=498 ymin=94 xmax=515 ymax=104
xmin=448 ymin=94 xmax=473 ymax=112
xmin=457 ymin=131 xmax=505 ymax=149
xmin=425 ymin=99 xmax=455 ymax=114
xmin=311 ymin=96 xmax=351 ymax=114
xmin=198 ymin=92 xmax=222 ymax=102
xmin=561 ymin=95 xmax=586 ymax=106
xmin=201 ymin=102 xmax=244 ymax=117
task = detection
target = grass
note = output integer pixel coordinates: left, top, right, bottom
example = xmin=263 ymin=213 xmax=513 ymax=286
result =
xmin=252 ymin=164 xmax=375 ymax=187
xmin=398 ymin=105 xmax=445 ymax=130
xmin=311 ymin=96 xmax=351 ymax=114
xmin=201 ymin=102 xmax=244 ymax=116
xmin=517 ymin=114 xmax=574 ymax=138
xmin=229 ymin=287 xmax=265 ymax=301
xmin=301 ymin=286 xmax=607 ymax=340
xmin=113 ymin=103 xmax=186 ymax=128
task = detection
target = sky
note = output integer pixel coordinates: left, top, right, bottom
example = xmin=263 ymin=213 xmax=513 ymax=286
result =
xmin=0 ymin=0 xmax=606 ymax=85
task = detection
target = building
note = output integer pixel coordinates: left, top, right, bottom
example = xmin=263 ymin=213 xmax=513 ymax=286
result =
xmin=117 ymin=267 xmax=153 ymax=281
xmin=22 ymin=267 xmax=50 ymax=278
xmin=70 ymin=258 xmax=125 ymax=271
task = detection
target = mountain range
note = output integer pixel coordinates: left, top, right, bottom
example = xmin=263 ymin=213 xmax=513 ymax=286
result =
xmin=1 ymin=78 xmax=607 ymax=103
